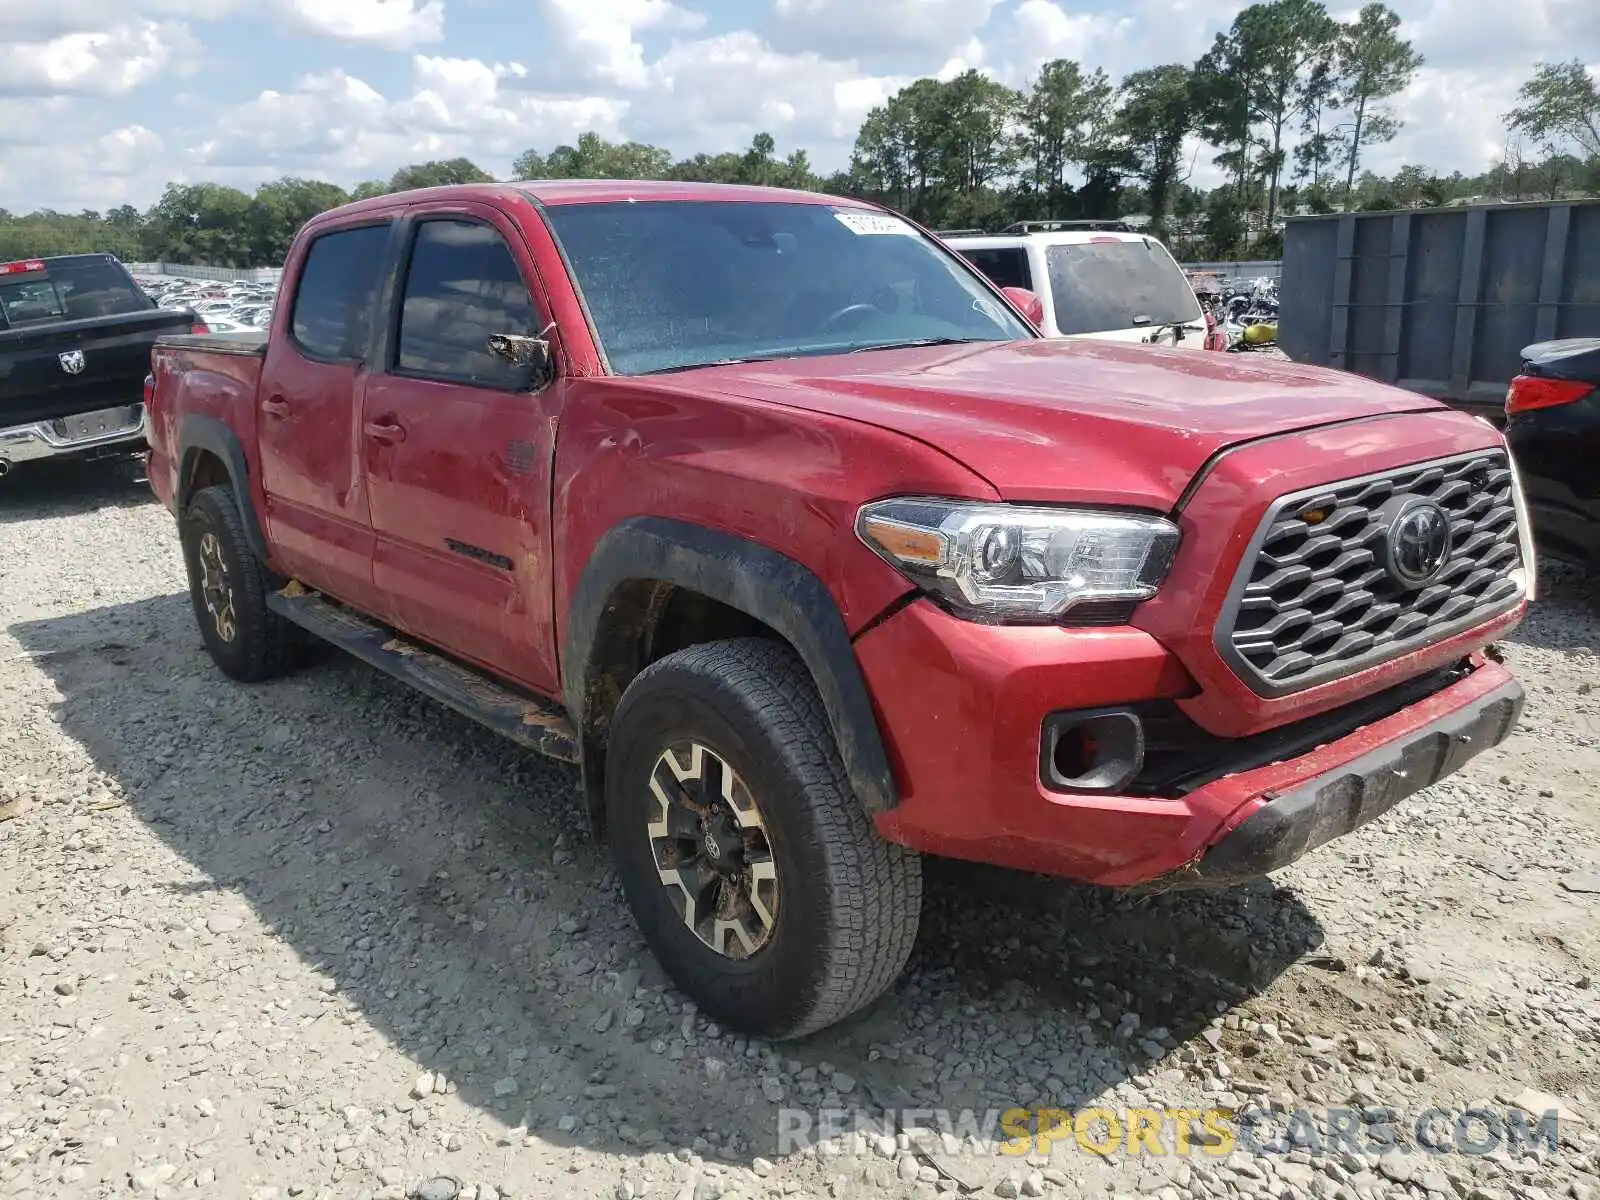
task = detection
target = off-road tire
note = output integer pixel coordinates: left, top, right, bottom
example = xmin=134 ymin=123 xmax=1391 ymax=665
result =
xmin=180 ymin=485 xmax=308 ymax=682
xmin=606 ymin=637 xmax=922 ymax=1040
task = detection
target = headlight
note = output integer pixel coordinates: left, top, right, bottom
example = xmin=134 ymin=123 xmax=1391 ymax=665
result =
xmin=856 ymin=497 xmax=1181 ymax=623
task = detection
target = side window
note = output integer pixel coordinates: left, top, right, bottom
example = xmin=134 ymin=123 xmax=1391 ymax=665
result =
xmin=290 ymin=224 xmax=390 ymax=360
xmin=958 ymin=247 xmax=1032 ymax=291
xmin=396 ymin=219 xmax=538 ymax=389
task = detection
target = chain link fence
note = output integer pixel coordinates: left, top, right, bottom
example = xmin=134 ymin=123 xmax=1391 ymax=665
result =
xmin=1179 ymin=259 xmax=1282 ymax=282
xmin=123 ymin=262 xmax=284 ymax=284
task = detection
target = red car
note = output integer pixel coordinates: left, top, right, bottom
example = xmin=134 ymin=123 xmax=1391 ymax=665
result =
xmin=144 ymin=181 xmax=1535 ymax=1039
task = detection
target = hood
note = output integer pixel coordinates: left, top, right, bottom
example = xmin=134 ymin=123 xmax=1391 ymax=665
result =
xmin=654 ymin=338 xmax=1447 ymax=511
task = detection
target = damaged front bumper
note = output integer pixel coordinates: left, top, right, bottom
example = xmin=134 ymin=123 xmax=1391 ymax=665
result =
xmin=1168 ymin=675 xmax=1525 ymax=887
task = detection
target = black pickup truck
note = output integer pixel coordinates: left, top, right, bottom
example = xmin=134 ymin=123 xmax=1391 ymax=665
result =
xmin=0 ymin=254 xmax=202 ymax=479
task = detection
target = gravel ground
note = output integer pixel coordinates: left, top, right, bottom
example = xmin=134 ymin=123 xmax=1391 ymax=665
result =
xmin=1 ymin=458 xmax=1596 ymax=1200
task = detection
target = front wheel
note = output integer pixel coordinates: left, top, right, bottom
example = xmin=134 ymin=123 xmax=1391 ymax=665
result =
xmin=605 ymin=638 xmax=922 ymax=1040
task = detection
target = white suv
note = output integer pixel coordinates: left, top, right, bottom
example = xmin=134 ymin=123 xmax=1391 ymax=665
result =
xmin=941 ymin=221 xmax=1214 ymax=351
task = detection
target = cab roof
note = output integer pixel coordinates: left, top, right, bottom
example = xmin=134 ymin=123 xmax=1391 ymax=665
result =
xmin=322 ymin=179 xmax=881 ymax=223
xmin=518 ymin=179 xmax=876 ymax=207
xmin=940 ymin=229 xmax=1158 ymax=249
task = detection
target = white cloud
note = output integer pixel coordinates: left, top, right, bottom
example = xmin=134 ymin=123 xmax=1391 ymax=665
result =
xmin=936 ymin=37 xmax=990 ymax=81
xmin=0 ymin=0 xmax=235 ymax=39
xmin=0 ymin=98 xmax=75 ymax=148
xmin=191 ymin=57 xmax=629 ymax=180
xmin=0 ymin=123 xmax=165 ymax=212
xmin=1371 ymin=69 xmax=1521 ymax=179
xmin=630 ymin=31 xmax=908 ymax=159
xmin=1398 ymin=0 xmax=1595 ymax=73
xmin=0 ymin=0 xmax=444 ymax=47
xmin=275 ymin=0 xmax=444 ymax=49
xmin=1 ymin=0 xmax=1594 ymax=213
xmin=0 ymin=20 xmax=196 ymax=97
xmin=996 ymin=0 xmax=1228 ymax=88
xmin=538 ymin=0 xmax=707 ymax=88
xmin=769 ymin=0 xmax=1000 ymax=60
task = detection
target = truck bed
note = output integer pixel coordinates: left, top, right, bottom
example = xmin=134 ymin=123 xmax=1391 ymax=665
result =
xmin=153 ymin=330 xmax=269 ymax=357
xmin=0 ymin=308 xmax=200 ymax=428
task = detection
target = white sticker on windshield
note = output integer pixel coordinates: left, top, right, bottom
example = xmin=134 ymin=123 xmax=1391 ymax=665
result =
xmin=834 ymin=212 xmax=915 ymax=236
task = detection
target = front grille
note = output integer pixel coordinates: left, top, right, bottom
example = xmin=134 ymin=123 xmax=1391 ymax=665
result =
xmin=1217 ymin=451 xmax=1524 ymax=696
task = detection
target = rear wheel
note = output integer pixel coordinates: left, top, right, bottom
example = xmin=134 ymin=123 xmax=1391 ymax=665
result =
xmin=605 ymin=638 xmax=922 ymax=1040
xmin=180 ymin=485 xmax=308 ymax=682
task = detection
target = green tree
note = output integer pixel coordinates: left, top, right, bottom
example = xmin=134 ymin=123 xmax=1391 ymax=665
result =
xmin=388 ymin=159 xmax=495 ymax=191
xmin=1202 ymin=186 xmax=1248 ymax=257
xmin=1017 ymin=60 xmax=1115 ymax=211
xmin=1192 ymin=30 xmax=1259 ymax=205
xmin=247 ymin=178 xmax=350 ymax=267
xmin=514 ymin=132 xmax=673 ymax=180
xmin=1506 ymin=60 xmax=1600 ymax=164
xmin=350 ymin=180 xmax=391 ymax=201
xmin=1113 ymin=65 xmax=1196 ymax=236
xmin=933 ymin=71 xmax=1019 ymax=195
xmin=1333 ymin=3 xmax=1422 ymax=195
xmin=740 ymin=132 xmax=778 ymax=185
xmin=850 ymin=79 xmax=943 ymax=218
xmin=1239 ymin=0 xmax=1338 ymax=225
xmin=769 ymin=149 xmax=821 ymax=191
xmin=666 ymin=152 xmax=748 ymax=183
xmin=140 ymin=183 xmax=256 ymax=266
xmin=1194 ymin=0 xmax=1337 ymax=225
xmin=849 ymin=74 xmax=1019 ymax=227
xmin=1293 ymin=56 xmax=1340 ymax=202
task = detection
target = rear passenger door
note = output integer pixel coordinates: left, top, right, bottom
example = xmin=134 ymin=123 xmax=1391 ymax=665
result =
xmin=258 ymin=220 xmax=395 ymax=609
xmin=360 ymin=206 xmax=562 ymax=696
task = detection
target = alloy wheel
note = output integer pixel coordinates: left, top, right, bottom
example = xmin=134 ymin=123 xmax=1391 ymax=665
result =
xmin=646 ymin=742 xmax=778 ymax=959
xmin=197 ymin=530 xmax=237 ymax=643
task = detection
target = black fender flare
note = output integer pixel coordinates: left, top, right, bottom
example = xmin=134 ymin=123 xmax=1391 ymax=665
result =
xmin=177 ymin=414 xmax=270 ymax=563
xmin=564 ymin=516 xmax=898 ymax=822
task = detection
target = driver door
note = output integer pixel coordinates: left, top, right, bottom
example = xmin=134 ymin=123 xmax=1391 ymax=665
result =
xmin=361 ymin=205 xmax=562 ymax=696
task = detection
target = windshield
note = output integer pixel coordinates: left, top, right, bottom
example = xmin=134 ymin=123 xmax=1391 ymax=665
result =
xmin=542 ymin=201 xmax=1033 ymax=375
xmin=1044 ymin=240 xmax=1200 ymax=335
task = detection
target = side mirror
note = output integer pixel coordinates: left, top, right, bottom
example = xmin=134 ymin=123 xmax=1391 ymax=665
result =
xmin=1000 ymin=286 xmax=1045 ymax=328
xmin=487 ymin=323 xmax=557 ymax=386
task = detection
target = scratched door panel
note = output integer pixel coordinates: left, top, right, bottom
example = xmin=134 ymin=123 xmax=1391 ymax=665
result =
xmin=361 ymin=211 xmax=562 ymax=695
xmin=365 ymin=375 xmax=559 ymax=692
xmin=257 ymin=222 xmax=391 ymax=607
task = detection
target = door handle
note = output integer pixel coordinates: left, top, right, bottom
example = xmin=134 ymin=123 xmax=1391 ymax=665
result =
xmin=262 ymin=395 xmax=290 ymax=417
xmin=364 ymin=418 xmax=407 ymax=444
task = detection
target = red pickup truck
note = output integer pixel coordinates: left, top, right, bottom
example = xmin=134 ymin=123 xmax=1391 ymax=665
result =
xmin=145 ymin=181 xmax=1535 ymax=1039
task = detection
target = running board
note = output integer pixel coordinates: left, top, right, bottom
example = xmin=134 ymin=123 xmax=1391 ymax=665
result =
xmin=265 ymin=585 xmax=580 ymax=764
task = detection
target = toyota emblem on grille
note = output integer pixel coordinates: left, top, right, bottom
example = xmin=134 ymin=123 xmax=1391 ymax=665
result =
xmin=1383 ymin=500 xmax=1452 ymax=588
xmin=58 ymin=349 xmax=86 ymax=375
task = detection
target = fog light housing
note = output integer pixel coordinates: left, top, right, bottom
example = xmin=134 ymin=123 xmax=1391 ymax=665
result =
xmin=1040 ymin=708 xmax=1145 ymax=793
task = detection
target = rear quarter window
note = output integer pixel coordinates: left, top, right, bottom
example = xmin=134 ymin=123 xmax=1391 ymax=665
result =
xmin=290 ymin=224 xmax=391 ymax=360
xmin=957 ymin=247 xmax=1033 ymax=291
xmin=0 ymin=258 xmax=152 ymax=328
xmin=1045 ymin=240 xmax=1200 ymax=335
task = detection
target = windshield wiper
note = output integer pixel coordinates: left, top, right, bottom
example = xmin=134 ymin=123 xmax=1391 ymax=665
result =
xmin=641 ymin=353 xmax=800 ymax=375
xmin=848 ymin=337 xmax=990 ymax=353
